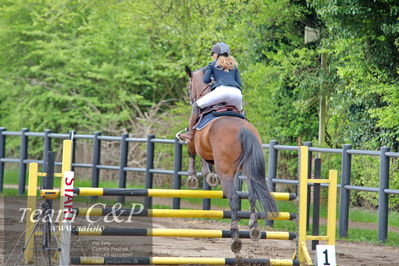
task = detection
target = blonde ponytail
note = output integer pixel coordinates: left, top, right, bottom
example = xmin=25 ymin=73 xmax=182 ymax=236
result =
xmin=216 ymin=55 xmax=238 ymax=72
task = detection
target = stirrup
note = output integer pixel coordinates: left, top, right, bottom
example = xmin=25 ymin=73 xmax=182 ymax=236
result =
xmin=176 ymin=128 xmax=189 ymax=142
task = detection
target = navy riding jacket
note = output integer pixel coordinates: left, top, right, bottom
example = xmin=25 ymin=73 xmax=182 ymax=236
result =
xmin=203 ymin=61 xmax=242 ymax=91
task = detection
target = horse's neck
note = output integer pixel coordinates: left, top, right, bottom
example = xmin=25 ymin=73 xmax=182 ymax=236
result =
xmin=192 ymin=69 xmax=211 ymax=100
xmin=195 ymin=84 xmax=211 ymax=100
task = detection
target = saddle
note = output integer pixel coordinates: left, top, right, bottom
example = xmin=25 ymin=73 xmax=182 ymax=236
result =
xmin=176 ymin=103 xmax=246 ymax=141
xmin=195 ymin=103 xmax=245 ymax=131
xmin=199 ymin=103 xmax=241 ymax=118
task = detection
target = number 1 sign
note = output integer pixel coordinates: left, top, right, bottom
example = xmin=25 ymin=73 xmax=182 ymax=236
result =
xmin=316 ymin=245 xmax=336 ymax=266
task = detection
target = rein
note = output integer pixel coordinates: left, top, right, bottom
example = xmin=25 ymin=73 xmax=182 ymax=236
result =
xmin=190 ymin=81 xmax=211 ymax=103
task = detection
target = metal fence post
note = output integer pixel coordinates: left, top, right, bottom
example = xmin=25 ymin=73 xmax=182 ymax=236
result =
xmin=304 ymin=141 xmax=312 ymax=231
xmin=18 ymin=128 xmax=29 ymax=195
xmin=312 ymin=158 xmax=321 ymax=250
xmin=378 ymin=147 xmax=390 ymax=243
xmin=91 ymin=132 xmax=101 ymax=188
xmin=202 ymin=178 xmax=211 ymax=210
xmin=43 ymin=129 xmax=52 ymax=181
xmin=118 ymin=133 xmax=129 ymax=204
xmin=173 ymin=137 xmax=182 ymax=209
xmin=91 ymin=132 xmax=101 ymax=201
xmin=43 ymin=151 xmax=54 ymax=190
xmin=0 ymin=127 xmax=5 ymax=193
xmin=339 ymin=144 xmax=352 ymax=238
xmin=202 ymin=164 xmax=213 ymax=211
xmin=69 ymin=130 xmax=76 ymax=171
xmin=144 ymin=134 xmax=155 ymax=209
xmin=235 ymin=173 xmax=243 ymax=212
xmin=43 ymin=129 xmax=52 ymax=161
xmin=267 ymin=140 xmax=278 ymax=191
xmin=43 ymin=151 xmax=55 ymax=209
xmin=266 ymin=140 xmax=278 ymax=226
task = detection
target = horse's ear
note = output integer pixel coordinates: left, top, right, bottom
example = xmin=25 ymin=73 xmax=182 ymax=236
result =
xmin=185 ymin=65 xmax=192 ymax=78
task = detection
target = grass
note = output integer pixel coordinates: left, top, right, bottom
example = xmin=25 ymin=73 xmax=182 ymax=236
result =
xmin=348 ymin=208 xmax=399 ymax=227
xmin=344 ymin=227 xmax=399 ymax=246
xmin=2 ymin=167 xmax=19 ymax=184
xmin=2 ymin=167 xmax=399 ymax=247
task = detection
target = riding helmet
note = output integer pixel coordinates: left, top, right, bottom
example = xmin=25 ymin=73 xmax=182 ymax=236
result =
xmin=211 ymin=42 xmax=230 ymax=56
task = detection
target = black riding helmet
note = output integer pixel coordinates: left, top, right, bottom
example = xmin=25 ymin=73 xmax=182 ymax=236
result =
xmin=211 ymin=42 xmax=230 ymax=56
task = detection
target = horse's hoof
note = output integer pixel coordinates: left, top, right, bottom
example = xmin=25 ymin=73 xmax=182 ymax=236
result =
xmin=248 ymin=212 xmax=258 ymax=228
xmin=231 ymin=237 xmax=242 ymax=253
xmin=249 ymin=227 xmax=261 ymax=242
xmin=206 ymin=173 xmax=219 ymax=186
xmin=187 ymin=175 xmax=199 ymax=189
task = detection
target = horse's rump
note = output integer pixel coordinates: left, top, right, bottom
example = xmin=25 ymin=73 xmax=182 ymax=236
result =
xmin=195 ymin=117 xmax=257 ymax=168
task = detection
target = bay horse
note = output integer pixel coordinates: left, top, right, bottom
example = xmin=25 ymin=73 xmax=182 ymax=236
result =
xmin=183 ymin=66 xmax=278 ymax=253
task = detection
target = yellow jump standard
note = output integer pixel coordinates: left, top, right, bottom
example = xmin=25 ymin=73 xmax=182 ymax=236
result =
xmin=296 ymin=146 xmax=338 ymax=264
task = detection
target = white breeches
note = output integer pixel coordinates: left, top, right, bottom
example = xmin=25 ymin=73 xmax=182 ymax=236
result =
xmin=196 ymin=86 xmax=243 ymax=111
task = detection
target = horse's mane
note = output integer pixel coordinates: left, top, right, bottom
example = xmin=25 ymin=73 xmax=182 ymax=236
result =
xmin=193 ymin=67 xmax=205 ymax=75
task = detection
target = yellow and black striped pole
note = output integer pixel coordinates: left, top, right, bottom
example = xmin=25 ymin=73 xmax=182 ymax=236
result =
xmin=71 ymin=256 xmax=300 ymax=265
xmin=73 ymin=227 xmax=297 ymax=240
xmin=72 ymin=188 xmax=296 ymax=201
xmin=75 ymin=208 xmax=296 ymax=221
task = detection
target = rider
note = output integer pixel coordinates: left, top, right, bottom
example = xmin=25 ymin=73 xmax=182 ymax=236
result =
xmin=180 ymin=42 xmax=243 ymax=141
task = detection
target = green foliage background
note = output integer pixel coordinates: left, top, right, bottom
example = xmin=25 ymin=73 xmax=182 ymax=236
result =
xmin=1 ymin=0 xmax=399 ymax=208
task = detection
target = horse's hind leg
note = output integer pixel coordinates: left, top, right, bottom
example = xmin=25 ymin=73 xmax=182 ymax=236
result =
xmin=201 ymin=159 xmax=219 ymax=186
xmin=221 ymin=176 xmax=242 ymax=253
xmin=248 ymin=180 xmax=261 ymax=242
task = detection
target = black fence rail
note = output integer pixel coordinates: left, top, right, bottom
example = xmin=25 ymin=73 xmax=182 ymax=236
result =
xmin=0 ymin=127 xmax=398 ymax=243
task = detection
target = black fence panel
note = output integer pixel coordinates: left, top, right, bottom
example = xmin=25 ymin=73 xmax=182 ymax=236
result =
xmin=0 ymin=128 xmax=399 ymax=243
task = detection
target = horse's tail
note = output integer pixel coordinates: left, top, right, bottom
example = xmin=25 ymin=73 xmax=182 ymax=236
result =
xmin=236 ymin=128 xmax=279 ymax=219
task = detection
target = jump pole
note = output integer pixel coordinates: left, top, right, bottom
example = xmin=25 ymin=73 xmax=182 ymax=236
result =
xmin=73 ymin=227 xmax=297 ymax=240
xmin=70 ymin=256 xmax=300 ymax=265
xmin=42 ymin=187 xmax=296 ymax=201
xmin=74 ymin=208 xmax=296 ymax=220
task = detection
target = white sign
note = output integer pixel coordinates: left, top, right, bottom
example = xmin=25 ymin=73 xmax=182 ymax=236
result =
xmin=304 ymin=26 xmax=320 ymax=44
xmin=62 ymin=171 xmax=75 ymax=221
xmin=316 ymin=245 xmax=336 ymax=266
xmin=59 ymin=171 xmax=75 ymax=266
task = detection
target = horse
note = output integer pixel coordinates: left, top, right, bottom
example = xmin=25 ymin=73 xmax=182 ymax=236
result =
xmin=183 ymin=66 xmax=278 ymax=253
